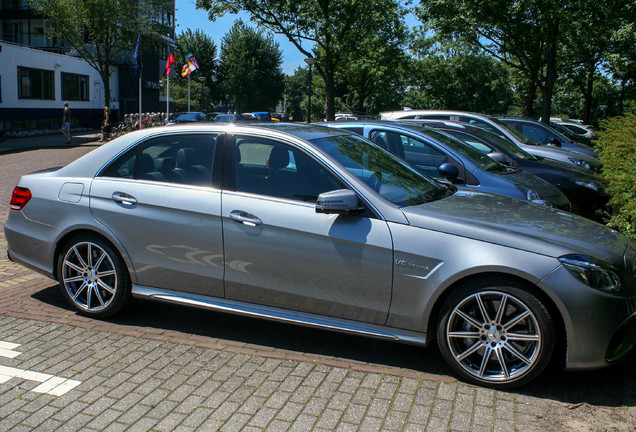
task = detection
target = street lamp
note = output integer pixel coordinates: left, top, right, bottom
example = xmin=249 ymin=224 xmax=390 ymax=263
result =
xmin=425 ymin=84 xmax=433 ymax=108
xmin=305 ymin=57 xmax=317 ymax=123
xmin=197 ymin=76 xmax=206 ymax=112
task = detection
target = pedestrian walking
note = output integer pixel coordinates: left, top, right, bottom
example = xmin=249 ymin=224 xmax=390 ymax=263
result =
xmin=100 ymin=105 xmax=111 ymax=142
xmin=61 ymin=102 xmax=71 ymax=143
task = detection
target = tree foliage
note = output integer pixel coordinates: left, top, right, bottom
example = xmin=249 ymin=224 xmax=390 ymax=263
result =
xmin=31 ymin=0 xmax=170 ymax=106
xmin=218 ymin=21 xmax=285 ymax=112
xmin=596 ymin=114 xmax=636 ymax=240
xmin=416 ymin=0 xmax=635 ymax=122
xmin=404 ymin=37 xmax=513 ymax=113
xmin=196 ymin=0 xmax=407 ymax=120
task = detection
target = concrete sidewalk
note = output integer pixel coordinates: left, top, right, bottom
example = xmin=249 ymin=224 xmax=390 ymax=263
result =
xmin=0 ymin=131 xmax=101 ymax=155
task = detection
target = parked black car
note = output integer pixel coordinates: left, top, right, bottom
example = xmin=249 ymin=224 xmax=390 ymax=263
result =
xmin=417 ymin=120 xmax=608 ymax=220
xmin=320 ymin=121 xmax=572 ymax=211
xmin=498 ymin=117 xmax=597 ymax=158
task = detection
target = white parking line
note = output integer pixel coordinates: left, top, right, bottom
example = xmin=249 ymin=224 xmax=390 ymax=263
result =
xmin=0 ymin=341 xmax=81 ymax=396
xmin=0 ymin=341 xmax=21 ymax=359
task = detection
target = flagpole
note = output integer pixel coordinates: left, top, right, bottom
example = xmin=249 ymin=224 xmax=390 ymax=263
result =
xmin=138 ymin=76 xmax=142 ymax=130
xmin=187 ymin=75 xmax=191 ymax=112
xmin=166 ymin=73 xmax=170 ymax=121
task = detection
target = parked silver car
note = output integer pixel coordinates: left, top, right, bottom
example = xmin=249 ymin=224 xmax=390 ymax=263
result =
xmin=5 ymin=123 xmax=636 ymax=388
xmin=380 ymin=110 xmax=601 ymax=172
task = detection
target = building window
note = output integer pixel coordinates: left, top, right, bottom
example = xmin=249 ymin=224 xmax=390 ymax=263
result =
xmin=17 ymin=66 xmax=54 ymax=100
xmin=62 ymin=72 xmax=89 ymax=101
xmin=2 ymin=22 xmax=23 ymax=43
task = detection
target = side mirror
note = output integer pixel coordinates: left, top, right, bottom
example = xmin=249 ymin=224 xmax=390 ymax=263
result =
xmin=488 ymin=152 xmax=510 ymax=165
xmin=550 ymin=137 xmax=562 ymax=147
xmin=438 ymin=163 xmax=459 ymax=182
xmin=316 ymin=189 xmax=360 ymax=214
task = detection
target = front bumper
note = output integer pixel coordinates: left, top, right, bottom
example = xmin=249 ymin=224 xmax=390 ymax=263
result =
xmin=542 ymin=265 xmax=635 ymax=370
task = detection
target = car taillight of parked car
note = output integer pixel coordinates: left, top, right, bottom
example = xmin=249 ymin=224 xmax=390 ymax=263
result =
xmin=10 ymin=187 xmax=31 ymax=210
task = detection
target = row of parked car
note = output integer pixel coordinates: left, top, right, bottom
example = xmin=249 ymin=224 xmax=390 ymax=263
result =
xmin=320 ymin=110 xmax=607 ymax=221
xmin=7 ymin=109 xmax=634 ymax=390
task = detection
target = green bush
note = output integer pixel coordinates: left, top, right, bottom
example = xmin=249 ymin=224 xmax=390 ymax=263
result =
xmin=597 ymin=114 xmax=636 ymax=240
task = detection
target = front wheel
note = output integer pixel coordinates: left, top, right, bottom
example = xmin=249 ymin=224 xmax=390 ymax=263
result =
xmin=437 ymin=281 xmax=555 ymax=388
xmin=57 ymin=235 xmax=131 ymax=318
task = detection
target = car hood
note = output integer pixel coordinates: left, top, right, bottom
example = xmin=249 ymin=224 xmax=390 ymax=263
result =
xmin=524 ymin=144 xmax=600 ymax=166
xmin=401 ymin=189 xmax=627 ymax=265
xmin=503 ymin=169 xmax=568 ymax=200
xmin=534 ymin=157 xmax=606 ymax=182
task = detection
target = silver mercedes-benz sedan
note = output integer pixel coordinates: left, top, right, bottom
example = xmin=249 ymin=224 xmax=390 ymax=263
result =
xmin=5 ymin=123 xmax=636 ymax=388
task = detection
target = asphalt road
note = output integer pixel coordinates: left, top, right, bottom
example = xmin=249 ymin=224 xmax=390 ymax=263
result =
xmin=0 ymin=137 xmax=634 ymax=431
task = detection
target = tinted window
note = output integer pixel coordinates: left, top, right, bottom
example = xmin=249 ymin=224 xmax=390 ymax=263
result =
xmin=311 ymin=133 xmax=444 ymax=207
xmin=100 ymin=134 xmax=217 ymax=186
xmin=234 ymin=137 xmax=342 ymax=202
xmin=520 ymin=123 xmax=552 ymax=144
xmin=371 ymin=130 xmax=448 ymax=178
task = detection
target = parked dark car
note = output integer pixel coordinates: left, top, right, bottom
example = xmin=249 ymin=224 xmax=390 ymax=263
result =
xmin=319 ymin=121 xmax=571 ymax=210
xmin=498 ymin=117 xmax=597 ymax=158
xmin=414 ymin=120 xmax=609 ymax=220
xmin=168 ymin=112 xmax=207 ymax=124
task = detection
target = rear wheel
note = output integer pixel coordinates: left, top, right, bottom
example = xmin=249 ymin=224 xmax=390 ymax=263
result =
xmin=437 ymin=281 xmax=555 ymax=388
xmin=57 ymin=235 xmax=131 ymax=318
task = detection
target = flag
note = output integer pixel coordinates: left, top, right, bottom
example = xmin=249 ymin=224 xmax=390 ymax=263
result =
xmin=133 ymin=35 xmax=142 ymax=78
xmin=164 ymin=45 xmax=176 ymax=77
xmin=181 ymin=51 xmax=200 ymax=77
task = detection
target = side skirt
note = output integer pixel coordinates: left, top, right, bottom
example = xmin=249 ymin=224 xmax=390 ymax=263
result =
xmin=132 ymin=285 xmax=429 ymax=347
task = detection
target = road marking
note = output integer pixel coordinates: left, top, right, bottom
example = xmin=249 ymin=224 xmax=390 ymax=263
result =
xmin=0 ymin=341 xmax=21 ymax=358
xmin=0 ymin=341 xmax=81 ymax=396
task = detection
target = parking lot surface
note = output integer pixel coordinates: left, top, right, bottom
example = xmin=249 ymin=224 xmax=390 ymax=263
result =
xmin=1 ymin=142 xmax=635 ymax=431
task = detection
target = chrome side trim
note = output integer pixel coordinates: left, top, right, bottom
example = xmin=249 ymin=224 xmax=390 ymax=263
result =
xmin=132 ymin=285 xmax=428 ymax=346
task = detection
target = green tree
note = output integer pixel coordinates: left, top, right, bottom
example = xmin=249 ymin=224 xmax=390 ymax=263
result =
xmin=335 ymin=27 xmax=409 ymax=114
xmin=404 ymin=37 xmax=513 ymax=113
xmin=31 ymin=0 xmax=170 ymax=106
xmin=416 ymin=0 xmax=609 ymax=121
xmin=217 ymin=21 xmax=285 ymax=112
xmin=196 ymin=0 xmax=407 ymax=120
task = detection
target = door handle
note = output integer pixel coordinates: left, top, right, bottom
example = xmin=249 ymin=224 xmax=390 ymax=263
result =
xmin=111 ymin=192 xmax=138 ymax=206
xmin=230 ymin=211 xmax=262 ymax=227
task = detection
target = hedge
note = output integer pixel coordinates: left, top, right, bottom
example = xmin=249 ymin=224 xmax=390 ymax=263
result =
xmin=596 ymin=113 xmax=636 ymax=241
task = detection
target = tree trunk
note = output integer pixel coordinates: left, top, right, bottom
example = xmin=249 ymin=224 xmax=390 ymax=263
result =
xmin=322 ymin=62 xmax=336 ymax=121
xmin=100 ymin=65 xmax=111 ymax=108
xmin=540 ymin=22 xmax=559 ymax=124
xmin=582 ymin=65 xmax=595 ymax=124
xmin=523 ymin=79 xmax=537 ymax=117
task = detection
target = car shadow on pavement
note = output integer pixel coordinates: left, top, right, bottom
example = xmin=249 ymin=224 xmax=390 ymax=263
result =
xmin=31 ymin=284 xmax=636 ymax=406
xmin=31 ymin=284 xmax=453 ymax=377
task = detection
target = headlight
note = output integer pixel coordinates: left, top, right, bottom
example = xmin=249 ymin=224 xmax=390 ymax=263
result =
xmin=514 ymin=185 xmax=551 ymax=206
xmin=559 ymin=255 xmax=622 ymax=293
xmin=569 ymin=158 xmax=591 ymax=170
xmin=573 ymin=179 xmax=600 ymax=191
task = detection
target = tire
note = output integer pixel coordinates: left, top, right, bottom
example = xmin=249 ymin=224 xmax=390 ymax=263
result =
xmin=437 ymin=280 xmax=555 ymax=388
xmin=57 ymin=234 xmax=132 ymax=318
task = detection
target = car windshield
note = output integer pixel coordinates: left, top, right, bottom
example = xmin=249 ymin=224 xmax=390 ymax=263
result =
xmin=398 ymin=124 xmax=502 ymax=171
xmin=311 ymin=133 xmax=448 ymax=207
xmin=461 ymin=127 xmax=538 ymax=160
xmin=490 ymin=117 xmax=538 ymax=145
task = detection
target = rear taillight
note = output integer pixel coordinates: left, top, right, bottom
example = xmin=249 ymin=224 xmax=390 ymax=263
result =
xmin=10 ymin=187 xmax=32 ymax=210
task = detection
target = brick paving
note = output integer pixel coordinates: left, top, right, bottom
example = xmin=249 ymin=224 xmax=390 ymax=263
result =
xmin=0 ymin=141 xmax=634 ymax=431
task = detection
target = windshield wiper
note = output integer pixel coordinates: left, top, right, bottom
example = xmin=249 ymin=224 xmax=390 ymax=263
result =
xmin=429 ymin=184 xmax=456 ymax=201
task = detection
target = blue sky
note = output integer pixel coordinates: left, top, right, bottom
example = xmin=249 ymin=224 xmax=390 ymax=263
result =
xmin=175 ymin=0 xmax=308 ymax=74
xmin=175 ymin=0 xmax=420 ymax=75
